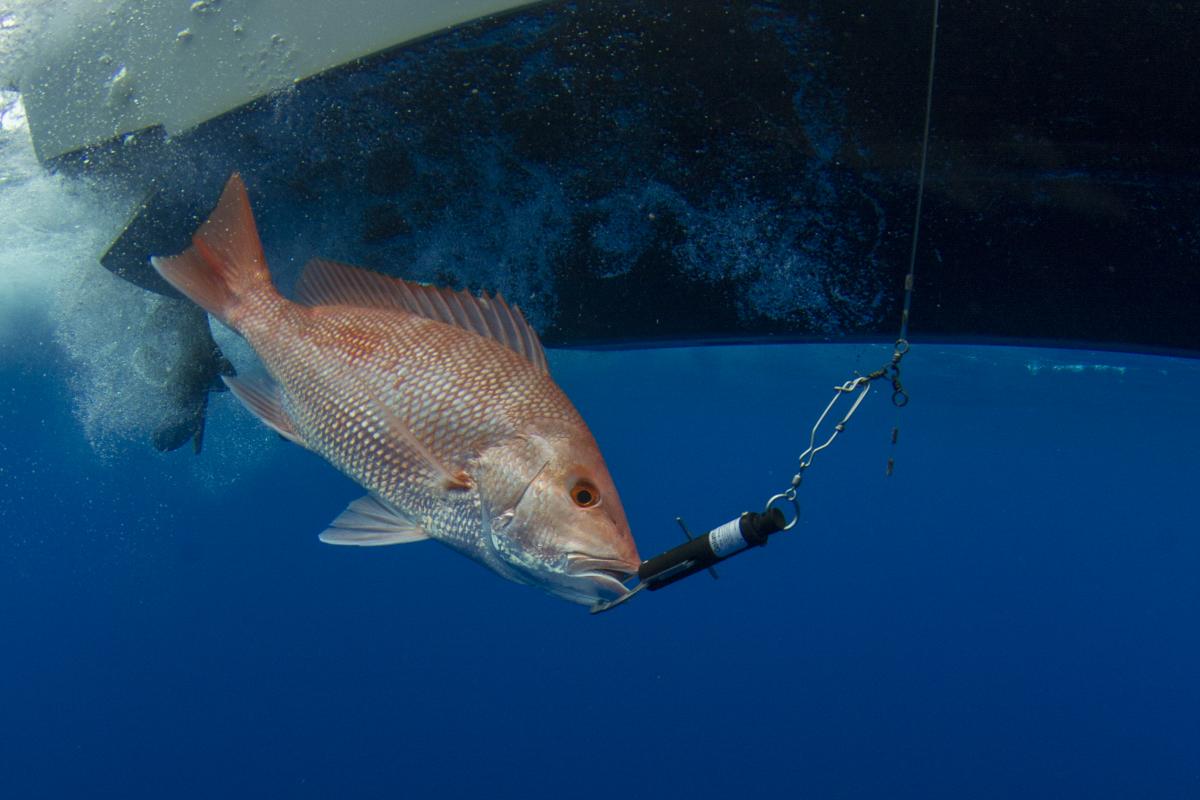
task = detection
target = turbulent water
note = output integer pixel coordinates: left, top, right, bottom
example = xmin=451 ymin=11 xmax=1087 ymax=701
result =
xmin=0 ymin=93 xmax=274 ymax=486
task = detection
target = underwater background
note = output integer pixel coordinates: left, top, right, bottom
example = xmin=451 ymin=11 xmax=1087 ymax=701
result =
xmin=1 ymin=1 xmax=1199 ymax=797
xmin=3 ymin=342 xmax=1198 ymax=798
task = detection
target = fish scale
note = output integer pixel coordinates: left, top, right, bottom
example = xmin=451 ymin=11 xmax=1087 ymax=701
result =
xmin=257 ymin=308 xmax=581 ymax=562
xmin=152 ymin=174 xmax=639 ymax=605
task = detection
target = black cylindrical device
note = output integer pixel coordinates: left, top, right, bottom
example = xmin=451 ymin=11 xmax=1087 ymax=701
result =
xmin=637 ymin=507 xmax=786 ymax=591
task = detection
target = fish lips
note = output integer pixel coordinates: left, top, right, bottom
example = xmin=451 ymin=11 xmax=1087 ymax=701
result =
xmin=564 ymin=553 xmax=640 ymax=600
xmin=488 ymin=520 xmax=638 ymax=604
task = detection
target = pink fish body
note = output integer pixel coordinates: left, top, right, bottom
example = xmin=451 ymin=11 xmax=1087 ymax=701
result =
xmin=153 ymin=174 xmax=639 ymax=605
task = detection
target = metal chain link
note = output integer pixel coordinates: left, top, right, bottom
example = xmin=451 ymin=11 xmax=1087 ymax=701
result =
xmin=763 ymin=339 xmax=910 ymax=530
xmin=757 ymin=0 xmax=933 ymax=539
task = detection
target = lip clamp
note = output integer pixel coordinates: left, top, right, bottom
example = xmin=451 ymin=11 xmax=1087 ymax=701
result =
xmin=590 ymin=507 xmax=787 ymax=614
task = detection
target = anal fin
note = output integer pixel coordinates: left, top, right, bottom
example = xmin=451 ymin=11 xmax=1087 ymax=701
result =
xmin=319 ymin=495 xmax=431 ymax=546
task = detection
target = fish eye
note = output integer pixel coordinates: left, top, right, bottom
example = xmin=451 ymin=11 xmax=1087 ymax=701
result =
xmin=569 ymin=480 xmax=600 ymax=508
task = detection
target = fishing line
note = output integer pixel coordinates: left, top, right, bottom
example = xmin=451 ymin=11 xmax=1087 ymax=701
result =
xmin=901 ymin=0 xmax=940 ymax=344
xmin=592 ymin=0 xmax=942 ymax=614
xmin=886 ymin=0 xmax=939 ymax=477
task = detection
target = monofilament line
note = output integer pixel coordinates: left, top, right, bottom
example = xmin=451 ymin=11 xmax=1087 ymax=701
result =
xmin=899 ymin=0 xmax=940 ymax=343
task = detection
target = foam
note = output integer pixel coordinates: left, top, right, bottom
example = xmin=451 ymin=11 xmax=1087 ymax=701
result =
xmin=0 ymin=93 xmax=121 ymax=332
xmin=0 ymin=90 xmax=277 ymax=476
xmin=0 ymin=93 xmax=127 ymax=442
xmin=0 ymin=1 xmax=58 ymax=88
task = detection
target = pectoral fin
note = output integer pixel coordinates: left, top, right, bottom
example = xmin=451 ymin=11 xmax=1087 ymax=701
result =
xmin=223 ymin=374 xmax=305 ymax=447
xmin=356 ymin=378 xmax=472 ymax=492
xmin=318 ymin=495 xmax=431 ymax=546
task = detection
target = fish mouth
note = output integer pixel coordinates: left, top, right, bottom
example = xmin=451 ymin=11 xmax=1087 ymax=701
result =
xmin=565 ymin=553 xmax=639 ymax=599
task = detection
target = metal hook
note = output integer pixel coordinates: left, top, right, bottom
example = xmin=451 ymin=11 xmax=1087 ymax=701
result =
xmin=589 ymin=580 xmax=648 ymax=615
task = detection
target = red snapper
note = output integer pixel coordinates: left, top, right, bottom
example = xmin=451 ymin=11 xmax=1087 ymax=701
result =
xmin=152 ymin=174 xmax=640 ymax=606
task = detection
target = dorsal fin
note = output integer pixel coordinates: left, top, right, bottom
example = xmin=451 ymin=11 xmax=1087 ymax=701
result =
xmin=295 ymin=258 xmax=549 ymax=374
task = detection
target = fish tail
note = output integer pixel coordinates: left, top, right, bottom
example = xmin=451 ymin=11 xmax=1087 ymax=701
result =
xmin=151 ymin=173 xmax=278 ymax=329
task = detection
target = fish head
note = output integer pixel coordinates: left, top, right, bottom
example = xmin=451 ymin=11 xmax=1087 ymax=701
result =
xmin=479 ymin=420 xmax=640 ymax=606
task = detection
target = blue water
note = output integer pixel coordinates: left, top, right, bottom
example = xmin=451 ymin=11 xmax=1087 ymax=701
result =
xmin=2 ymin=341 xmax=1197 ymax=798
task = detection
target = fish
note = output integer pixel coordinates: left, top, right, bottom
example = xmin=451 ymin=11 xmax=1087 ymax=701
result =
xmin=150 ymin=174 xmax=640 ymax=606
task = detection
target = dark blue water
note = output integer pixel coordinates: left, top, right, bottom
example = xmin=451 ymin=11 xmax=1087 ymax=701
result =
xmin=2 ymin=342 xmax=1198 ymax=798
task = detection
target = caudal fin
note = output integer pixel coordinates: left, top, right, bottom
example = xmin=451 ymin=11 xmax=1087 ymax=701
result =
xmin=150 ymin=173 xmax=275 ymax=328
